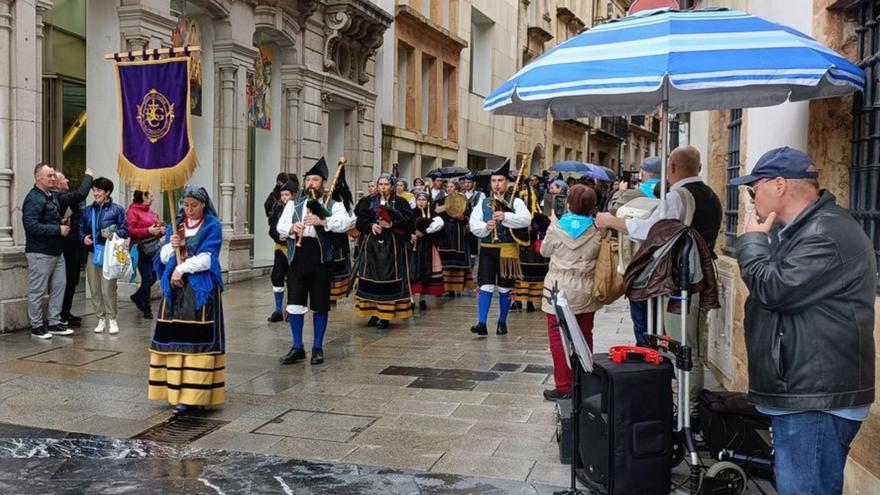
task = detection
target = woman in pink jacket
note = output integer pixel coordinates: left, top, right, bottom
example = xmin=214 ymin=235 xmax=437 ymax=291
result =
xmin=127 ymin=191 xmax=165 ymax=319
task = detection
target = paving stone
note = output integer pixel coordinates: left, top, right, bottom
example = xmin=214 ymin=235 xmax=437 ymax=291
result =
xmin=344 ymin=445 xmax=444 ymax=472
xmin=383 ymin=398 xmax=460 ymax=417
xmin=430 ymin=453 xmax=536 ymax=481
xmin=189 ymin=430 xmax=282 ymax=453
xmin=451 ymin=404 xmax=534 ymax=423
xmin=371 ymin=414 xmax=474 ymax=435
xmin=264 ymin=437 xmax=358 ymax=462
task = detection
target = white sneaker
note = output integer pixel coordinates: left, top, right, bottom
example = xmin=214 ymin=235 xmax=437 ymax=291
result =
xmin=108 ymin=319 xmax=119 ymax=334
xmin=93 ymin=319 xmax=106 ymax=333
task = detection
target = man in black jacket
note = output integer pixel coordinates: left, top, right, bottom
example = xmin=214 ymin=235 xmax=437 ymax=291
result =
xmin=54 ymin=169 xmax=93 ymax=328
xmin=732 ymin=147 xmax=875 ymax=495
xmin=22 ymin=163 xmax=73 ymax=339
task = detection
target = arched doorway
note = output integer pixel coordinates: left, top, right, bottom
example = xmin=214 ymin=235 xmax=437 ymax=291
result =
xmin=529 ymin=143 xmax=545 ymax=175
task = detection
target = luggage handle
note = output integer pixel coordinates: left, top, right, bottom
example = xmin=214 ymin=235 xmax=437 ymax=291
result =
xmin=608 ymin=345 xmax=662 ymax=365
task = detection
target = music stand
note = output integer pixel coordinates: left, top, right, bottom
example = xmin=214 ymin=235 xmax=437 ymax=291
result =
xmin=552 ymin=289 xmax=593 ymax=495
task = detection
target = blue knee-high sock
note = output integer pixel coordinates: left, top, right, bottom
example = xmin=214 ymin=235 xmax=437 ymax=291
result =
xmin=478 ymin=289 xmax=493 ymax=325
xmin=273 ymin=292 xmax=284 ymax=313
xmin=313 ymin=313 xmax=328 ymax=349
xmin=288 ymin=314 xmax=304 ymax=349
xmin=498 ymin=291 xmax=511 ymax=323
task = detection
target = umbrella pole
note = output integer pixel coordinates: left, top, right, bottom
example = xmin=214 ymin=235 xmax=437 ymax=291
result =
xmin=659 ymin=87 xmax=670 ymax=201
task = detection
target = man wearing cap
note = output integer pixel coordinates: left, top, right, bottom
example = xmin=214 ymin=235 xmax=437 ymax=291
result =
xmin=461 ymin=173 xmax=484 ymax=267
xmin=596 ymin=145 xmax=722 ymax=412
xmin=468 ymin=160 xmax=532 ymax=336
xmin=276 ymin=157 xmax=356 ymax=365
xmin=429 ymin=174 xmax=445 ymax=202
xmin=605 ymin=156 xmax=662 ymax=347
xmin=731 ymin=147 xmax=875 ymax=495
xmin=266 ymin=180 xmax=296 ymax=322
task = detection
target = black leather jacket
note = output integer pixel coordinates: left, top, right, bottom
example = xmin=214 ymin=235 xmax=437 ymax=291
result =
xmin=736 ymin=191 xmax=875 ymax=410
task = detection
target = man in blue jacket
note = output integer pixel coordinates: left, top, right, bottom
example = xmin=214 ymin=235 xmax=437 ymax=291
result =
xmin=22 ymin=163 xmax=74 ymax=339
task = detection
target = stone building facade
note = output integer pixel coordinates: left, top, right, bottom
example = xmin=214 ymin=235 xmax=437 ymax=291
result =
xmin=686 ymin=0 xmax=879 ymax=491
xmin=0 ymin=0 xmax=391 ymax=332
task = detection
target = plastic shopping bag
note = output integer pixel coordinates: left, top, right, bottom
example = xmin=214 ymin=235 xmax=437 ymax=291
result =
xmin=102 ymin=233 xmax=134 ymax=281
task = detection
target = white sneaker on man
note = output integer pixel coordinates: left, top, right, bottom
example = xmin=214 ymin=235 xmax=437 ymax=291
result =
xmin=108 ymin=319 xmax=119 ymax=335
xmin=93 ymin=319 xmax=106 ymax=333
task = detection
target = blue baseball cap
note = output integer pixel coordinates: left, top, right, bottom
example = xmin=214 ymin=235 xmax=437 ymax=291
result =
xmin=729 ymin=147 xmax=818 ymax=187
xmin=640 ymin=156 xmax=661 ymax=174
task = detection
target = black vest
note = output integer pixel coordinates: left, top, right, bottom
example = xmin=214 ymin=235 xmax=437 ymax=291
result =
xmin=682 ymin=181 xmax=722 ymax=252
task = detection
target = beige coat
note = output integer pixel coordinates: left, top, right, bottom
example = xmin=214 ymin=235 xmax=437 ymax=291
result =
xmin=540 ymin=221 xmax=602 ymax=315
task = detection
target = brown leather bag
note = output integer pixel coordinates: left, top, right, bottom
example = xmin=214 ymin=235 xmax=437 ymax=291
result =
xmin=592 ymin=230 xmax=626 ymax=304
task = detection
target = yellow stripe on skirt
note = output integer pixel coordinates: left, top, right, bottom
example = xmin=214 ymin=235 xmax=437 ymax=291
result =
xmin=148 ymin=352 xmax=226 ymax=406
xmin=330 ymin=277 xmax=351 ymax=301
xmin=354 ymin=297 xmax=413 ymax=320
xmin=443 ymin=268 xmax=475 ymax=292
xmin=512 ymin=280 xmax=544 ymax=304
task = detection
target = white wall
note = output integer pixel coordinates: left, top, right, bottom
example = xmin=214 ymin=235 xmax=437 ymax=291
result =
xmin=328 ymin=109 xmax=346 ymax=172
xmin=689 ymin=111 xmax=711 ymax=181
xmin=742 ymin=0 xmax=812 ymax=172
xmin=373 ymin=0 xmax=395 ymax=171
xmin=188 ymin=17 xmax=216 ymax=201
xmin=252 ymin=45 xmax=282 ymax=265
xmin=85 ymin=0 xmax=120 ymax=182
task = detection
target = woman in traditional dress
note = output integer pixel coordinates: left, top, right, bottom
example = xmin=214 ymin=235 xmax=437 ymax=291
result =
xmin=409 ymin=191 xmax=445 ymax=311
xmin=436 ymin=180 xmax=474 ymax=297
xmin=148 ymin=186 xmax=225 ymax=413
xmin=353 ymin=173 xmax=414 ymax=329
xmin=512 ymin=183 xmax=550 ymax=313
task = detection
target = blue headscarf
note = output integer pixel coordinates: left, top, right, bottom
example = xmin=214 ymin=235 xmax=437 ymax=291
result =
xmin=180 ymin=185 xmax=218 ymax=218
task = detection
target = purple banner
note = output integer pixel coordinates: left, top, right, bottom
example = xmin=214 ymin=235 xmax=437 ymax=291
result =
xmin=116 ymin=57 xmax=195 ymax=190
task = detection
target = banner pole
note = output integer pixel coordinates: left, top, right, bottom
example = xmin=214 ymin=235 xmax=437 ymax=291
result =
xmin=166 ymin=191 xmax=181 ymax=264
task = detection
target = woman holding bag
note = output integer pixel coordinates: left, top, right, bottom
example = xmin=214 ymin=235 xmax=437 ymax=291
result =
xmin=539 ymin=185 xmax=602 ymax=401
xmin=127 ymin=190 xmax=165 ymax=320
xmin=79 ymin=177 xmax=128 ymax=335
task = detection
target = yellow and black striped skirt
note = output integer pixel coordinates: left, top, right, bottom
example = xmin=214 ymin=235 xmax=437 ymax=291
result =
xmin=148 ymin=352 xmax=225 ymax=406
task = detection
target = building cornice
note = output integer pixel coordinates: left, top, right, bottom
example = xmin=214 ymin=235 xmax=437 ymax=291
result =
xmin=395 ymin=5 xmax=467 ymax=52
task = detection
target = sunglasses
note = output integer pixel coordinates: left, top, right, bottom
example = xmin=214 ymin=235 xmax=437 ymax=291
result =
xmin=744 ymin=179 xmax=771 ymax=200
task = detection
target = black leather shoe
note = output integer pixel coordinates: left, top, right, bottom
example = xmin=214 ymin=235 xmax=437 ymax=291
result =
xmin=376 ymin=319 xmax=390 ymax=329
xmin=470 ymin=323 xmax=488 ymax=336
xmin=143 ymin=310 xmax=154 ymax=320
xmin=267 ymin=311 xmax=283 ymax=322
xmin=418 ymin=300 xmax=427 ymax=311
xmin=310 ymin=348 xmax=324 ymax=365
xmin=68 ymin=315 xmax=83 ymax=326
xmin=496 ymin=322 xmax=508 ymax=335
xmin=526 ymin=302 xmax=536 ymax=313
xmin=543 ymin=389 xmax=571 ymax=401
xmin=280 ymin=347 xmax=306 ymax=365
xmin=367 ymin=316 xmax=379 ymax=327
xmin=129 ymin=294 xmax=145 ymax=311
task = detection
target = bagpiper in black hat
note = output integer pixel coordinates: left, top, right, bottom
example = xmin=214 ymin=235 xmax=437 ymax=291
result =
xmin=491 ymin=159 xmax=511 ymax=179
xmin=305 ymin=157 xmax=329 ymax=181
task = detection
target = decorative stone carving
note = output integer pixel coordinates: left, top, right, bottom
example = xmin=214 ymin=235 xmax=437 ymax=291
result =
xmin=356 ymin=103 xmax=367 ymax=123
xmin=320 ymin=91 xmax=333 ymax=111
xmin=322 ymin=0 xmax=392 ymax=84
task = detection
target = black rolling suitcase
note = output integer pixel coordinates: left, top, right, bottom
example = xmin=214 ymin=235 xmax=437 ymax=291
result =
xmin=578 ymin=353 xmax=674 ymax=495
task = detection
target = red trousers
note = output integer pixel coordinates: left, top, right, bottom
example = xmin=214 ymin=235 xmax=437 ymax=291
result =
xmin=546 ymin=313 xmax=594 ymax=394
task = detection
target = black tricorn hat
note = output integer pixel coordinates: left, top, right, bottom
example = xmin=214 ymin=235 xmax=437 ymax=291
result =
xmin=491 ymin=159 xmax=511 ymax=179
xmin=305 ymin=157 xmax=329 ymax=181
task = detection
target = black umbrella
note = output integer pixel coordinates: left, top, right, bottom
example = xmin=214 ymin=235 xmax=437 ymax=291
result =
xmin=426 ymin=166 xmax=470 ymax=179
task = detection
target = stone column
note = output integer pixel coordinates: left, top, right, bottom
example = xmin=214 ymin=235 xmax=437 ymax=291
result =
xmin=281 ymin=83 xmax=302 ymax=176
xmin=35 ymin=1 xmax=51 ymax=165
xmin=217 ymin=64 xmax=236 ymax=232
xmin=0 ymin=0 xmax=14 ymax=247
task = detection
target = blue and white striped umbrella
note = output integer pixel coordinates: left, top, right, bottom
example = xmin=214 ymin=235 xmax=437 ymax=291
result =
xmin=484 ymin=8 xmax=865 ymax=118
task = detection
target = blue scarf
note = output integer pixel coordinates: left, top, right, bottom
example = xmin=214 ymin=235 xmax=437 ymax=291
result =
xmin=640 ymin=178 xmax=661 ymax=198
xmin=155 ymin=214 xmax=224 ymax=310
xmin=557 ymin=213 xmax=594 ymax=240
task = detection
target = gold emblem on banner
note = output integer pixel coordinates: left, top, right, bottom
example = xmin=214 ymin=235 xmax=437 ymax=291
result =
xmin=136 ymin=89 xmax=176 ymax=143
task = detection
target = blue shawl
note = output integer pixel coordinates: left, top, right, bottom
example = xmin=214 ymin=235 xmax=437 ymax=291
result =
xmin=557 ymin=213 xmax=595 ymax=240
xmin=154 ymin=214 xmax=224 ymax=310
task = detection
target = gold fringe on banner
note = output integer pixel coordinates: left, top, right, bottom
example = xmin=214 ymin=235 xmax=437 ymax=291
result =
xmin=117 ymin=148 xmax=198 ymax=192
